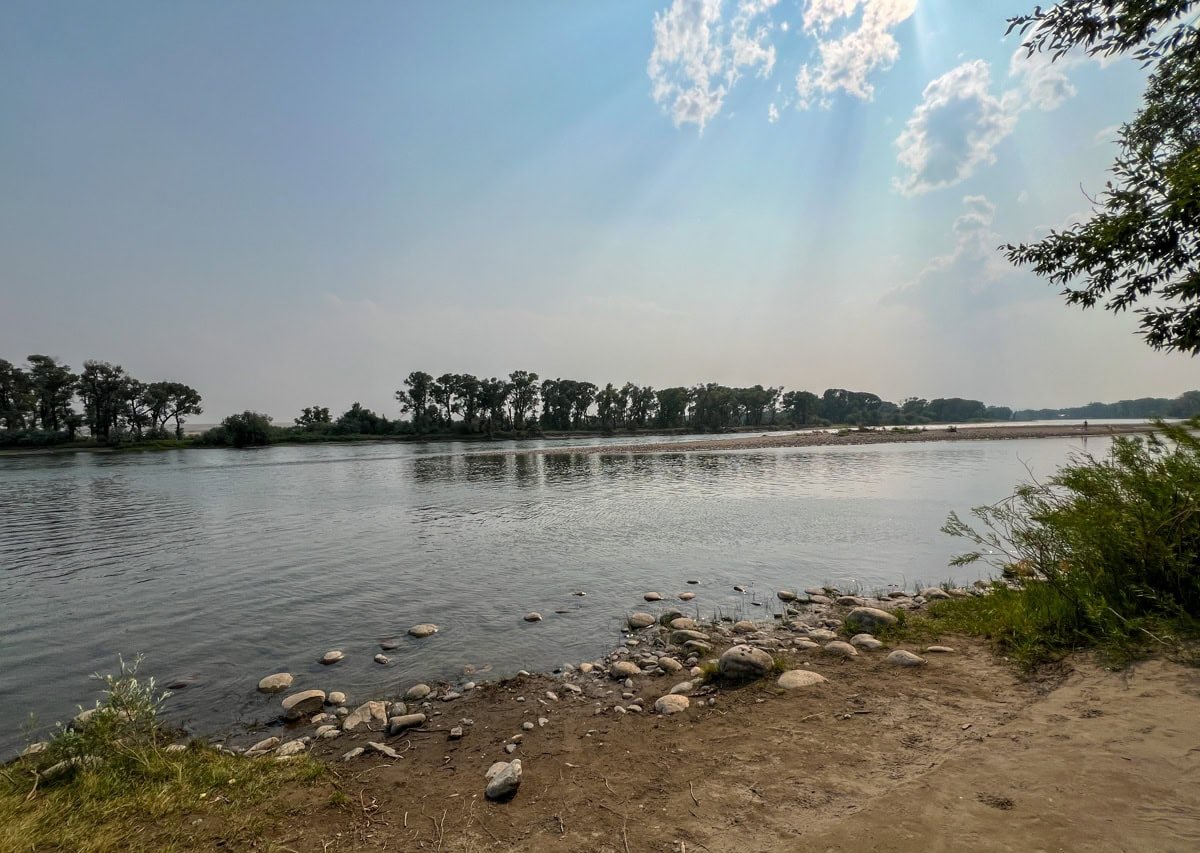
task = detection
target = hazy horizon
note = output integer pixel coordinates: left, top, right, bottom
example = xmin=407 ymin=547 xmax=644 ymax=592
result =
xmin=3 ymin=0 xmax=1196 ymax=421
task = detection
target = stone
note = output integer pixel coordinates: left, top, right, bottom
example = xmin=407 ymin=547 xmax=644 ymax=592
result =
xmin=310 ymin=712 xmax=331 ymax=725
xmin=275 ymin=739 xmax=307 ymax=757
xmin=405 ymin=683 xmax=432 ymax=701
xmin=643 ymin=592 xmax=662 ymax=601
xmin=387 ymin=713 xmax=427 ymax=734
xmin=342 ymin=701 xmax=389 ymax=732
xmin=335 ymin=707 xmax=349 ymax=718
xmin=449 ymin=726 xmax=463 ymax=740
xmin=374 ymin=654 xmax=390 ymax=665
xmin=441 ymin=691 xmax=462 ymax=702
xmin=777 ymin=590 xmax=798 ymax=602
xmin=844 ymin=607 xmax=899 ymax=631
xmin=485 ymin=759 xmax=522 ymax=801
xmin=658 ymin=656 xmax=683 ymax=673
xmin=327 ymin=691 xmax=347 ymax=706
xmin=257 ymin=673 xmax=293 ymax=693
xmin=366 ymin=741 xmax=400 ymax=759
xmin=732 ymin=620 xmax=757 ymax=634
xmin=524 ymin=612 xmax=542 ymax=622
xmin=920 ymin=587 xmax=952 ymax=600
xmin=668 ymin=680 xmax=693 ymax=695
xmin=809 ymin=594 xmax=833 ymax=605
xmin=408 ymin=623 xmax=439 ymax=638
xmin=165 ymin=743 xmax=188 ymax=753
xmin=282 ymin=690 xmax=326 ymax=720
xmin=926 ymin=645 xmax=956 ymax=654
xmin=824 ymin=641 xmax=859 ymax=658
xmin=320 ymin=650 xmax=345 ymax=665
xmin=837 ymin=595 xmax=867 ymax=606
xmin=380 ymin=639 xmax=400 ymax=650
xmin=316 ymin=725 xmax=340 ymax=739
xmin=808 ymin=628 xmax=837 ymax=642
xmin=341 ymin=747 xmax=365 ymax=761
xmin=671 ymin=629 xmax=709 ymax=644
xmin=794 ymin=639 xmax=820 ymax=650
xmin=562 ymin=683 xmax=582 ymax=695
xmin=248 ymin=736 xmax=280 ymax=753
xmin=627 ymin=612 xmax=655 ymax=629
xmin=538 ymin=717 xmax=549 ymax=727
xmin=578 ymin=662 xmax=595 ymax=674
xmin=20 ymin=741 xmax=48 ymax=758
xmin=777 ymin=670 xmax=828 ymax=690
xmin=654 ymin=694 xmax=690 ymax=714
xmin=850 ymin=634 xmax=884 ymax=650
xmin=669 ymin=617 xmax=697 ymax=630
xmin=717 ymin=644 xmax=773 ymax=680
xmin=683 ymin=640 xmax=713 ymax=654
xmin=887 ymin=650 xmax=927 ymax=667
xmin=610 ymin=661 xmax=642 ymax=679
xmin=522 ymin=720 xmax=535 ymax=731
xmin=678 ymin=592 xmax=696 ymax=601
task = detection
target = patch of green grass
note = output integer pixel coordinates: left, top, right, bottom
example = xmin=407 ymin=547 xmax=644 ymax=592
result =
xmin=0 ymin=657 xmax=324 ymax=852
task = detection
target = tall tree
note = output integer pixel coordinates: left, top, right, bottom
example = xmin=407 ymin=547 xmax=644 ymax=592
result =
xmin=396 ymin=371 xmax=435 ymax=431
xmin=0 ymin=359 xmax=31 ymax=431
xmin=781 ymin=389 xmax=820 ymax=425
xmin=77 ymin=361 xmax=131 ymax=441
xmin=507 ymin=370 xmax=539 ymax=430
xmin=25 ymin=354 xmax=76 ymax=432
xmin=1004 ymin=1 xmax=1200 ymax=352
xmin=477 ymin=377 xmax=510 ymax=435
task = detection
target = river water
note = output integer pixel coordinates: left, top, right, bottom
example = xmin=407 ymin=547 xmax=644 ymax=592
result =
xmin=0 ymin=433 xmax=1108 ymax=755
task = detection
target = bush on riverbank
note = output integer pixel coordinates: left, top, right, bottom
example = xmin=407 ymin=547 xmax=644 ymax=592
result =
xmin=0 ymin=657 xmax=322 ymax=852
xmin=926 ymin=418 xmax=1200 ymax=667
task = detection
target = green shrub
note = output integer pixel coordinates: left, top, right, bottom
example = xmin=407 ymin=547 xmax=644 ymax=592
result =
xmin=940 ymin=418 xmax=1200 ymax=665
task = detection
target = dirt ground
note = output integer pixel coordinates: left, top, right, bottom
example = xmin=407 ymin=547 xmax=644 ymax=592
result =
xmin=230 ymin=636 xmax=1200 ymax=853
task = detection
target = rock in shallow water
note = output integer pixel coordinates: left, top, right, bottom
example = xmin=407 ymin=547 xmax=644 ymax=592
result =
xmin=408 ymin=623 xmax=439 ymax=638
xmin=328 ymin=691 xmax=347 ymax=706
xmin=320 ymin=650 xmax=345 ymax=665
xmin=718 ymin=644 xmax=773 ymax=680
xmin=405 ymin=683 xmax=432 ymax=701
xmin=282 ymin=690 xmax=326 ymax=720
xmin=627 ymin=612 xmax=655 ymax=629
xmin=257 ymin=673 xmax=293 ymax=693
xmin=485 ymin=759 xmax=522 ymax=801
xmin=523 ymin=612 xmax=542 ymax=622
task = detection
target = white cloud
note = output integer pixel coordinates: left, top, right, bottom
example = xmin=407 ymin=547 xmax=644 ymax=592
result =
xmin=1008 ymin=48 xmax=1077 ymax=111
xmin=795 ymin=0 xmax=917 ymax=108
xmin=768 ymin=102 xmax=780 ymax=122
xmin=1093 ymin=123 xmax=1120 ymax=144
xmin=893 ymin=60 xmax=1019 ymax=196
xmin=648 ymin=0 xmax=780 ymax=129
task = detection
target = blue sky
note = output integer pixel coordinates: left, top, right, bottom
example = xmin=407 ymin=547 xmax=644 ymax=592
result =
xmin=1 ymin=0 xmax=1192 ymax=419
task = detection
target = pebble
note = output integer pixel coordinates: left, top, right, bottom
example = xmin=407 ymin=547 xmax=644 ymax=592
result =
xmin=718 ymin=644 xmax=773 ymax=680
xmin=777 ymin=590 xmax=798 ymax=602
xmin=275 ymin=739 xmax=307 ymax=757
xmin=794 ymin=639 xmax=821 ymax=650
xmin=920 ymin=587 xmax=952 ymax=600
xmin=824 ymin=641 xmax=859 ymax=658
xmin=669 ymin=617 xmax=697 ymax=630
xmin=887 ymin=650 xmax=927 ymax=667
xmin=374 ymin=654 xmax=390 ymax=665
xmin=926 ymin=645 xmax=956 ymax=654
xmin=850 ymin=634 xmax=884 ymax=650
xmin=522 ymin=721 xmax=535 ymax=731
xmin=441 ymin=691 xmax=462 ymax=702
xmin=310 ymin=712 xmax=331 ymax=725
xmin=315 ymin=725 xmax=340 ymax=739
xmin=658 ymin=656 xmax=683 ymax=673
xmin=387 ymin=713 xmax=427 ymax=735
xmin=257 ymin=673 xmax=294 ymax=693
xmin=732 ymin=620 xmax=757 ymax=634
xmin=341 ymin=747 xmax=365 ymax=762
xmin=405 ymin=684 xmax=432 ymax=701
xmin=654 ymin=694 xmax=690 ymax=714
xmin=545 ymin=690 xmax=559 ymax=701
xmin=672 ymin=629 xmax=709 ymax=643
xmin=808 ymin=628 xmax=837 ymax=642
xmin=562 ymin=683 xmax=582 ymax=694
xmin=837 ymin=595 xmax=867 ymax=606
xmin=327 ymin=691 xmax=347 ymax=706
xmin=610 ymin=661 xmax=642 ymax=679
xmin=669 ymin=680 xmax=693 ymax=695
xmin=504 ymin=743 xmax=517 ymax=754
xmin=485 ymin=759 xmax=522 ymax=801
xmin=282 ymin=689 xmax=326 ymax=720
xmin=524 ymin=612 xmax=542 ymax=622
xmin=320 ymin=650 xmax=345 ymax=665
xmin=408 ymin=623 xmax=439 ymax=638
xmin=579 ymin=663 xmax=594 ymax=673
xmin=538 ymin=717 xmax=549 ymax=727
xmin=342 ymin=701 xmax=389 ymax=733
xmin=678 ymin=592 xmax=696 ymax=601
xmin=643 ymin=592 xmax=663 ymax=601
xmin=627 ymin=612 xmax=656 ymax=629
xmin=449 ymin=726 xmax=463 ymax=740
xmin=776 ymin=670 xmax=828 ymax=690
xmin=247 ymin=736 xmax=280 ymax=753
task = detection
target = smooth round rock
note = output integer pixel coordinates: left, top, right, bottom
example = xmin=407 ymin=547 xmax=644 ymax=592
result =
xmin=844 ymin=607 xmax=899 ymax=631
xmin=920 ymin=587 xmax=952 ymax=600
xmin=658 ymin=657 xmax=683 ymax=673
xmin=327 ymin=691 xmax=347 ymax=706
xmin=405 ymin=683 xmax=432 ymax=701
xmin=387 ymin=713 xmax=427 ymax=734
xmin=643 ymin=592 xmax=663 ymax=601
xmin=281 ymin=690 xmax=326 ymax=720
xmin=732 ymin=620 xmax=757 ymax=634
xmin=717 ymin=644 xmax=773 ymax=680
xmin=669 ymin=617 xmax=697 ymax=630
xmin=627 ymin=612 xmax=655 ymax=629
xmin=824 ymin=641 xmax=859 ymax=658
xmin=777 ymin=670 xmax=828 ymax=690
xmin=888 ymin=650 xmax=927 ymax=667
xmin=808 ymin=628 xmax=837 ymax=642
xmin=671 ymin=629 xmax=708 ymax=644
xmin=850 ymin=634 xmax=884 ymax=650
xmin=610 ymin=661 xmax=642 ymax=679
xmin=678 ymin=592 xmax=696 ymax=601
xmin=654 ymin=694 xmax=691 ymax=714
xmin=257 ymin=673 xmax=293 ymax=693
xmin=408 ymin=624 xmax=439 ymax=638
xmin=524 ymin=612 xmax=542 ymax=622
xmin=777 ymin=590 xmax=798 ymax=602
xmin=320 ymin=650 xmax=345 ymax=665
xmin=485 ymin=759 xmax=522 ymax=801
xmin=374 ymin=654 xmax=390 ymax=664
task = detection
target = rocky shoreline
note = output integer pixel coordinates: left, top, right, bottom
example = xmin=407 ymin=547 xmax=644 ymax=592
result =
xmin=103 ymin=583 xmax=988 ymax=803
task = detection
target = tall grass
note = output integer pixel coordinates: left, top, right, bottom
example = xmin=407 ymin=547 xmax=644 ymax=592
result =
xmin=1 ymin=657 xmax=322 ymax=852
xmin=932 ymin=418 xmax=1200 ymax=667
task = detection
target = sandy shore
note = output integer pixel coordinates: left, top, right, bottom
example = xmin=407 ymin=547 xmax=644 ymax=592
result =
xmin=207 ymin=593 xmax=1200 ymax=852
xmin=513 ymin=422 xmax=1157 ymax=457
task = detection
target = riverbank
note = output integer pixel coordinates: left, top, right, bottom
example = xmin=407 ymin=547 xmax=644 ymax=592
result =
xmin=8 ymin=591 xmax=1198 ymax=852
xmin=506 ymin=421 xmax=1158 ymax=456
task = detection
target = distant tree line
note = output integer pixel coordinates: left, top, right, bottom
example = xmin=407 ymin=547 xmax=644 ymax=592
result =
xmin=1014 ymin=392 xmax=1200 ymax=422
xmin=0 ymin=355 xmax=202 ymax=447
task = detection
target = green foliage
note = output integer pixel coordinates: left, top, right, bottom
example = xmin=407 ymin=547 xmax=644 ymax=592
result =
xmin=1005 ymin=1 xmax=1200 ymax=352
xmin=201 ymin=411 xmax=274 ymax=448
xmin=940 ymin=418 xmax=1200 ymax=665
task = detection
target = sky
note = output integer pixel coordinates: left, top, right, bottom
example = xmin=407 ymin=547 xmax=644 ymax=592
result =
xmin=1 ymin=0 xmax=1194 ymax=420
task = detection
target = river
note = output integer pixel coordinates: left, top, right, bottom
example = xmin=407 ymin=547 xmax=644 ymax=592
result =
xmin=0 ymin=433 xmax=1110 ymax=755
